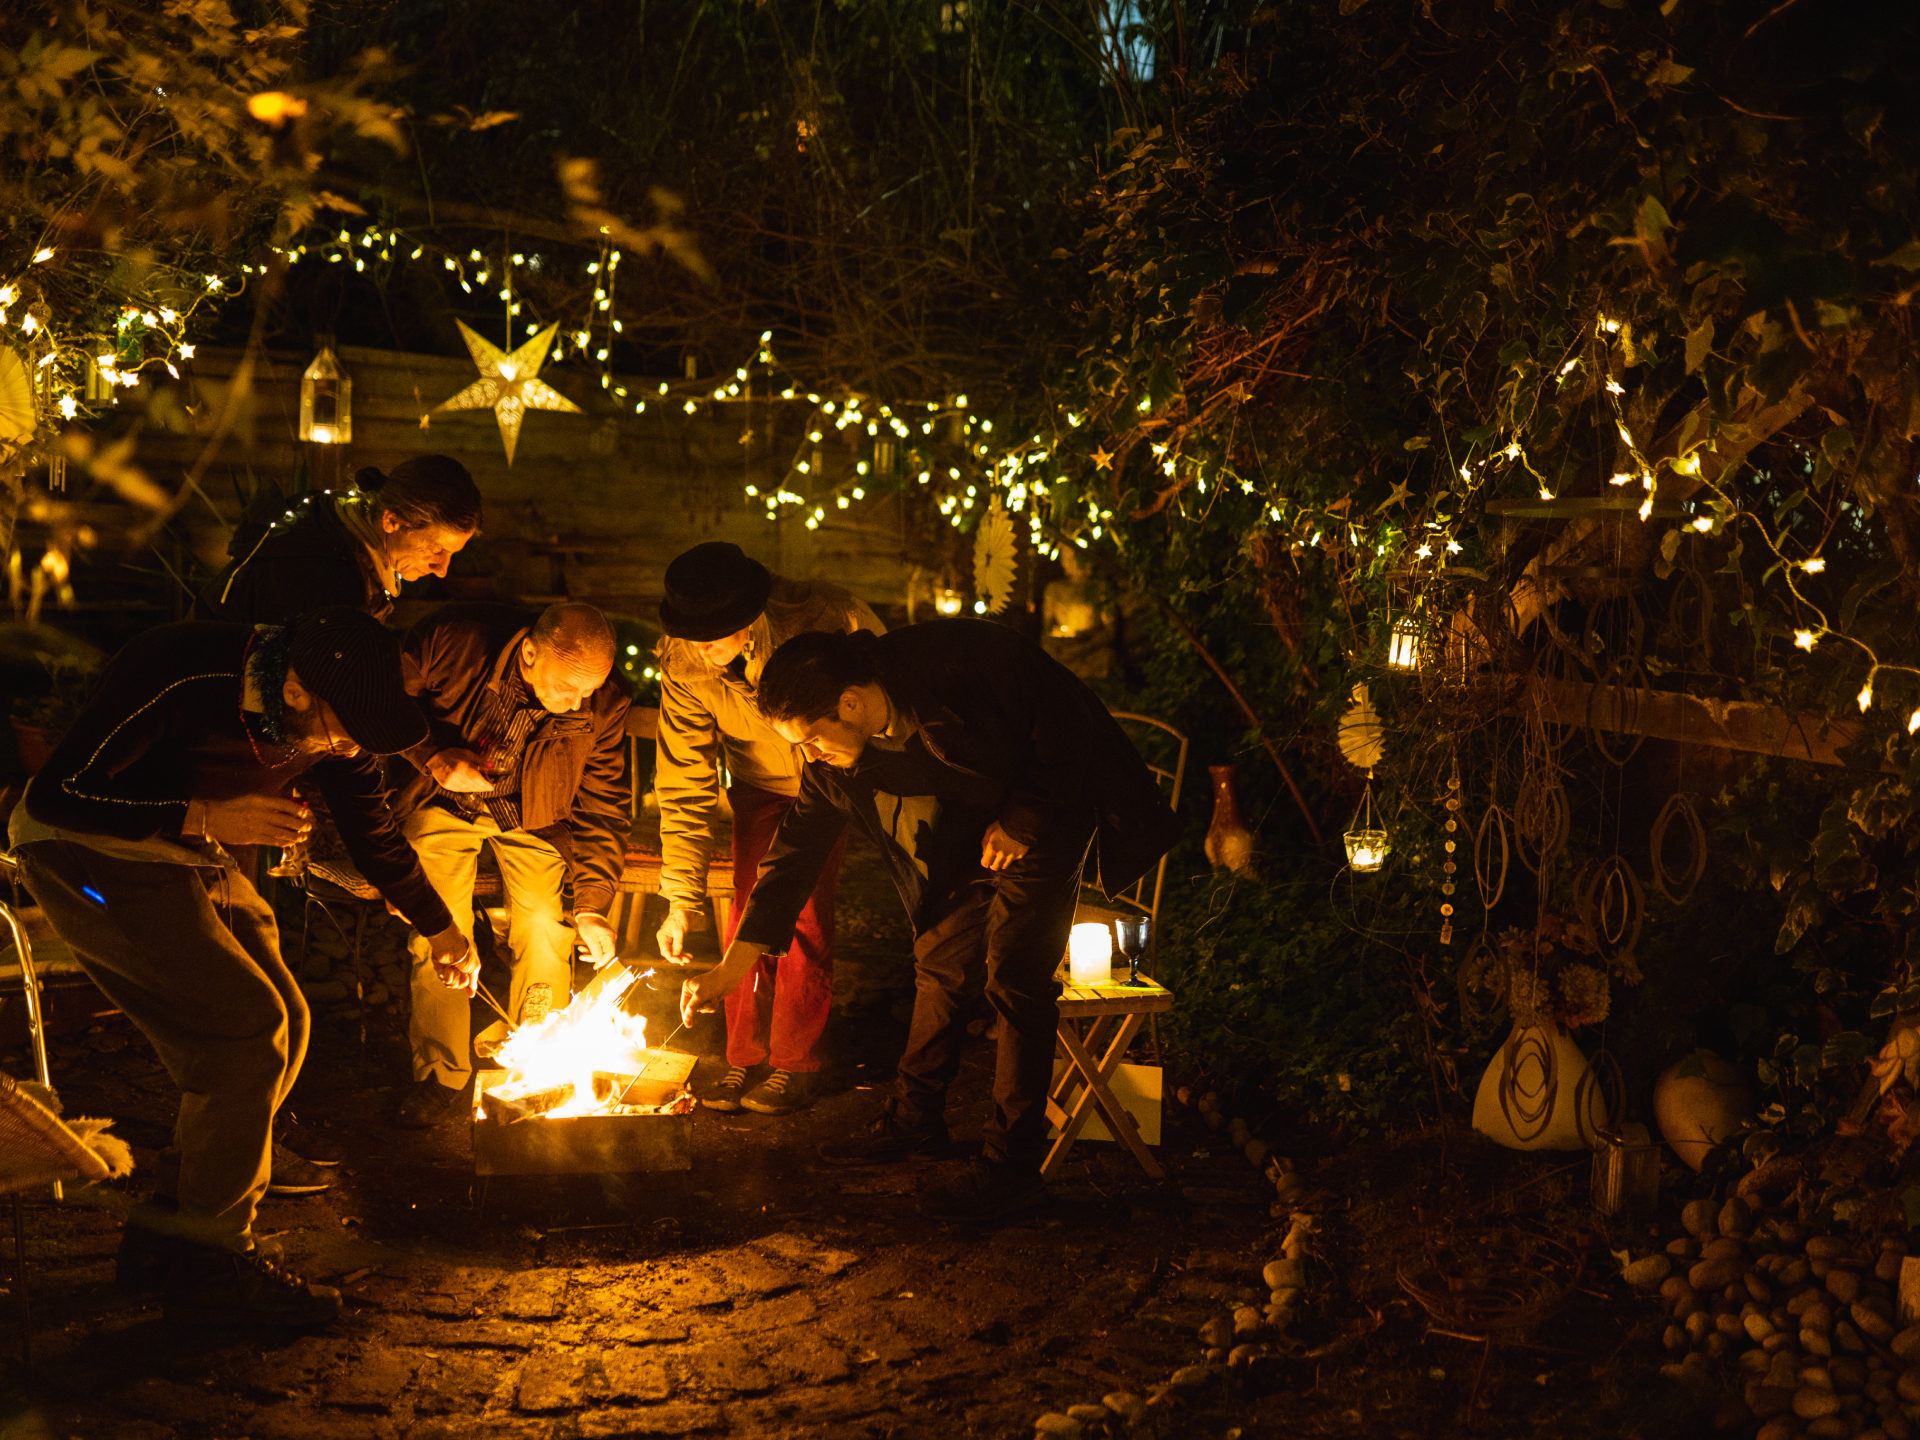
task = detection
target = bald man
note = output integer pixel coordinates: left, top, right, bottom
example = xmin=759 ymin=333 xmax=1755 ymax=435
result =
xmin=389 ymin=602 xmax=632 ymax=1126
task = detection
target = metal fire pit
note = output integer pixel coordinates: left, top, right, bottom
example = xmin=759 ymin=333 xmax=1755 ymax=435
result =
xmin=472 ymin=1049 xmax=697 ymax=1176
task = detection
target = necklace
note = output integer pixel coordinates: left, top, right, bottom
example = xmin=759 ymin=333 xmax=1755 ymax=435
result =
xmin=238 ymin=632 xmax=297 ymax=769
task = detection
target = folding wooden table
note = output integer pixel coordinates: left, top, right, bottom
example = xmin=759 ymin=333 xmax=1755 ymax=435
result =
xmin=1042 ymin=976 xmax=1173 ymax=1180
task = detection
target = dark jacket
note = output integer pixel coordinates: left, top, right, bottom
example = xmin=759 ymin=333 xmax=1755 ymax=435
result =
xmin=193 ymin=491 xmax=392 ymax=625
xmin=394 ymin=603 xmax=631 ymax=915
xmin=735 ymin=619 xmax=1181 ymax=951
xmin=22 ymin=622 xmax=452 ymax=935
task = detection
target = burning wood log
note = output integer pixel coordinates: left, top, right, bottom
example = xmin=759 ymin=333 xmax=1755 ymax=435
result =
xmin=480 ymin=1082 xmax=576 ymax=1125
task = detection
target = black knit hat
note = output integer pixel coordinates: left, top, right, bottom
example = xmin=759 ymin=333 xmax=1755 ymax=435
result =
xmin=657 ymin=542 xmax=774 ymax=642
xmin=286 ymin=607 xmax=426 ymax=755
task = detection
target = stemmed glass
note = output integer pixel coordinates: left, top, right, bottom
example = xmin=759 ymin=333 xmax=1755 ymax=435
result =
xmin=1115 ymin=916 xmax=1151 ymax=987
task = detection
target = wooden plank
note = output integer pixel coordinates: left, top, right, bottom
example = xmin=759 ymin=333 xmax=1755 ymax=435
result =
xmin=1522 ymin=674 xmax=1878 ymax=768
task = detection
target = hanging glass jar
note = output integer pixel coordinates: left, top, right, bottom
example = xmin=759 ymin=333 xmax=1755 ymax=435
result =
xmin=299 ymin=346 xmax=352 ymax=444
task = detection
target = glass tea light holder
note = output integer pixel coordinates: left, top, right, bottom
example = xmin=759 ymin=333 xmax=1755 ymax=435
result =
xmin=1068 ymin=921 xmax=1115 ymax=986
xmin=1343 ymin=771 xmax=1391 ymax=873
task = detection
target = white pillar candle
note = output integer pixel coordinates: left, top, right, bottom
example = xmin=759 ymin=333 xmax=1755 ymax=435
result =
xmin=1069 ymin=922 xmax=1113 ymax=986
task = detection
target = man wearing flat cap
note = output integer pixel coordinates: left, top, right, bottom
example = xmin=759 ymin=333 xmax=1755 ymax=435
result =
xmin=10 ymin=607 xmax=469 ymax=1327
xmin=654 ymin=542 xmax=881 ymax=1115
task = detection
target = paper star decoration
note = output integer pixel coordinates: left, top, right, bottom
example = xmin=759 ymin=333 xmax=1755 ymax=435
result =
xmin=1091 ymin=446 xmax=1113 ymax=471
xmin=435 ymin=321 xmax=582 ymax=464
xmin=973 ymin=494 xmax=1017 ymax=614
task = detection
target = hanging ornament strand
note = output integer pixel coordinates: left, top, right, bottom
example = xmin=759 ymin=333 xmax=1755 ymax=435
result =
xmin=1440 ymin=754 xmax=1461 ymax=946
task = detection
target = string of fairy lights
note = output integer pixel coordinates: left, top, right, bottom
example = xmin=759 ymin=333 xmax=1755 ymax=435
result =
xmin=5 ymin=227 xmax=1911 ymax=730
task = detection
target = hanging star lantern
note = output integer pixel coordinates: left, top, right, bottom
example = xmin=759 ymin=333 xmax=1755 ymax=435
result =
xmin=1091 ymin=446 xmax=1114 ymax=471
xmin=434 ymin=321 xmax=582 ymax=464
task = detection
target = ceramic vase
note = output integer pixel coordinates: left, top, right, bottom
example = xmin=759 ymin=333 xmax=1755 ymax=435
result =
xmin=1204 ymin=764 xmax=1256 ymax=874
xmin=1471 ymin=1022 xmax=1609 ymax=1151
xmin=1652 ymin=1050 xmax=1755 ymax=1172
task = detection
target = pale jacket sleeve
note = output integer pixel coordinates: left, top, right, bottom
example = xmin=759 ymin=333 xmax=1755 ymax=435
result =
xmin=654 ymin=667 xmax=722 ymax=911
xmin=849 ymin=595 xmax=885 ymax=636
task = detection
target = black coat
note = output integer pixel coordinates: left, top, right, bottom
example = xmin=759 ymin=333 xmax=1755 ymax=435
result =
xmin=734 ymin=619 xmax=1182 ymax=951
xmin=193 ymin=491 xmax=391 ymax=625
xmin=22 ymin=622 xmax=452 ymax=935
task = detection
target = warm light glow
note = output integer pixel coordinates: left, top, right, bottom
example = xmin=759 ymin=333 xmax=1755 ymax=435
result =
xmin=1803 ymin=557 xmax=1826 ymax=574
xmin=1388 ymin=616 xmax=1421 ymax=670
xmin=1859 ymin=680 xmax=1875 ymax=712
xmin=1344 ymin=830 xmax=1390 ymax=873
xmin=934 ymin=588 xmax=964 ymax=616
xmin=1908 ymin=710 xmax=1919 ymax=735
xmin=31 ymin=248 xmax=53 ymax=264
xmin=308 ymin=424 xmax=335 ymax=444
xmin=1691 ymin=515 xmax=1711 ymax=532
xmin=487 ymin=969 xmax=653 ymax=1119
xmin=247 ymin=91 xmax=308 ymax=124
xmin=1609 ymin=472 xmax=1633 ymax=486
xmin=1794 ymin=630 xmax=1818 ymax=651
xmin=1069 ymin=923 xmax=1113 ymax=986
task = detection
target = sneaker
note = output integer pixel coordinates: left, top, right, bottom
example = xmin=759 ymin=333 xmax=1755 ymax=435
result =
xmin=276 ymin=1113 xmax=345 ymax=1167
xmin=115 ymin=1221 xmax=179 ymax=1292
xmin=163 ymin=1242 xmax=342 ymax=1327
xmin=701 ymin=1065 xmax=759 ymax=1113
xmin=740 ymin=1069 xmax=814 ymax=1116
xmin=266 ymin=1143 xmax=334 ymax=1197
xmin=920 ymin=1159 xmax=1047 ymax=1223
xmin=393 ymin=1078 xmax=465 ymax=1129
xmin=817 ymin=1102 xmax=949 ymax=1166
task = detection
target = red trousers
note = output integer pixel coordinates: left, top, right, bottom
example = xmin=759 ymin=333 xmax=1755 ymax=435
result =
xmin=721 ymin=782 xmax=846 ymax=1073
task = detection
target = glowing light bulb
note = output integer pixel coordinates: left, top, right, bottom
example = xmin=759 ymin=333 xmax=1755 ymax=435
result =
xmin=1794 ymin=630 xmax=1818 ymax=651
xmin=1803 ymin=557 xmax=1826 ymax=574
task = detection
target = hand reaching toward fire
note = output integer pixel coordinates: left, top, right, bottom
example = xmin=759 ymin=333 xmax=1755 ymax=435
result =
xmin=680 ymin=939 xmax=766 ymax=1027
xmin=426 ymin=924 xmax=478 ymax=994
xmin=575 ymin=912 xmax=617 ymax=967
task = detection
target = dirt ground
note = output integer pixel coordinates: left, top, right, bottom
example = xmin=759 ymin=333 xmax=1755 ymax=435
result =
xmin=0 ymin=834 xmax=1719 ymax=1439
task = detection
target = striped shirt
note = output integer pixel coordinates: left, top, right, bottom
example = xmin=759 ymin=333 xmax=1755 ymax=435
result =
xmin=452 ymin=662 xmax=542 ymax=831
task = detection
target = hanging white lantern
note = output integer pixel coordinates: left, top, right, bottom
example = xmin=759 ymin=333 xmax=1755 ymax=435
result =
xmin=1387 ymin=614 xmax=1422 ymax=671
xmin=299 ymin=346 xmax=352 ymax=444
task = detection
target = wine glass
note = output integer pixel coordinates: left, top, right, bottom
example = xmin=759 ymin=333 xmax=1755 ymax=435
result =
xmin=1115 ymin=916 xmax=1151 ymax=987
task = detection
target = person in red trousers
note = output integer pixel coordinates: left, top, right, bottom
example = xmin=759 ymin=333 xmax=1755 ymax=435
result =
xmin=652 ymin=543 xmax=882 ymax=1115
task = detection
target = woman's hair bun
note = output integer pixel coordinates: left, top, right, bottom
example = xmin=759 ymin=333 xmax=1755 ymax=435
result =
xmin=353 ymin=465 xmax=388 ymax=494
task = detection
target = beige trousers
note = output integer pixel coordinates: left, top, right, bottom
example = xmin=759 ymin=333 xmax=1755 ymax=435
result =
xmin=18 ymin=839 xmax=301 ymax=1248
xmin=405 ymin=803 xmax=573 ymax=1089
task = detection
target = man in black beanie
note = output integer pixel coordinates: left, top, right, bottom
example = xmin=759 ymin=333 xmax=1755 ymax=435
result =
xmin=9 ymin=607 xmax=469 ymax=1326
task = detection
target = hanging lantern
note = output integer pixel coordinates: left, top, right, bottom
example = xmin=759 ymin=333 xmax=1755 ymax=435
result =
xmin=1343 ymin=773 xmax=1390 ymax=873
xmin=933 ymin=584 xmax=965 ymax=616
xmin=299 ymin=346 xmax=352 ymax=444
xmin=1387 ymin=614 xmax=1422 ymax=671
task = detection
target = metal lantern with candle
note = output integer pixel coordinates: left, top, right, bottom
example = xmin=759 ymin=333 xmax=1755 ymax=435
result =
xmin=1068 ymin=921 xmax=1114 ymax=986
xmin=1387 ymin=613 xmax=1423 ymax=671
xmin=1343 ymin=772 xmax=1390 ymax=873
xmin=299 ymin=346 xmax=352 ymax=445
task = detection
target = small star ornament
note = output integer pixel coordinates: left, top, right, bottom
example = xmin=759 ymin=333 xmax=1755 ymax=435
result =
xmin=435 ymin=321 xmax=582 ymax=464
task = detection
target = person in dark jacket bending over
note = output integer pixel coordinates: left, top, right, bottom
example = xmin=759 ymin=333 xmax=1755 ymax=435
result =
xmin=194 ymin=454 xmax=482 ymax=625
xmin=389 ymin=601 xmax=631 ymax=1127
xmin=681 ymin=620 xmax=1180 ymax=1223
xmin=8 ymin=609 xmax=471 ymax=1326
